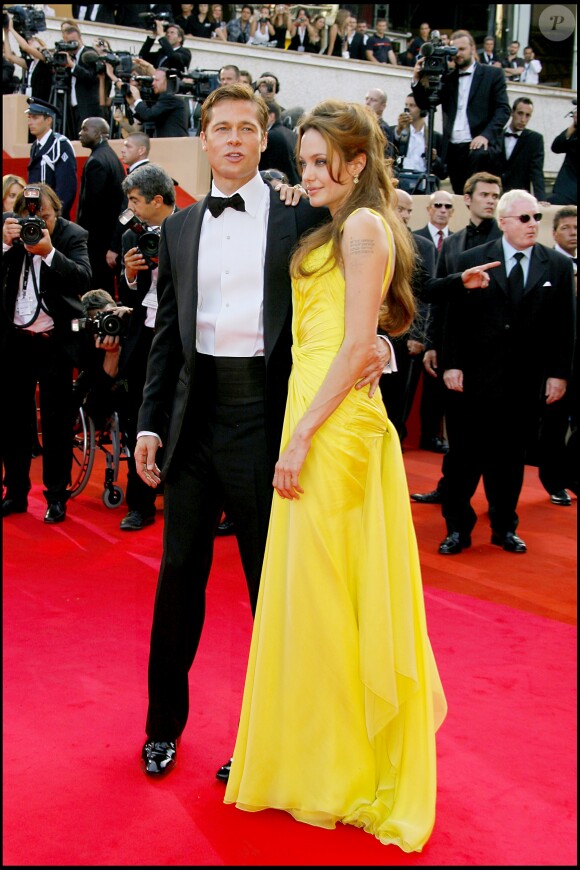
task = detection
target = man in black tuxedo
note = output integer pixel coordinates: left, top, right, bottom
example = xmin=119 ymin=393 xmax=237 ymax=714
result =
xmin=411 ymin=171 xmax=503 ymax=503
xmin=127 ymin=68 xmax=189 ymax=138
xmin=77 ymin=117 xmax=126 ymax=294
xmin=60 ymin=24 xmax=102 ymax=135
xmin=2 ymin=182 xmax=91 ymax=523
xmin=133 ymin=84 xmax=392 ymax=780
xmin=492 ymin=97 xmax=546 ymax=202
xmin=437 ymin=190 xmax=576 ymax=554
xmin=412 ymin=29 xmax=510 ymax=194
xmin=548 ymin=101 xmax=577 ymax=206
xmin=478 ymin=36 xmax=502 ymax=67
xmin=259 ymin=100 xmax=300 ymax=186
xmin=25 ymin=97 xmax=78 ymax=220
xmin=72 ymin=5 xmax=118 ymax=24
xmin=115 ymin=163 xmax=177 ymax=532
xmin=106 ymin=132 xmax=151 ymax=273
xmin=138 ymin=20 xmax=191 ymax=73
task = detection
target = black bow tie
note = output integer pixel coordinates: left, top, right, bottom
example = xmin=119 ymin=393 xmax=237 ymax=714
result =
xmin=207 ymin=193 xmax=246 ymax=218
xmin=458 ymin=71 xmax=472 ymax=77
xmin=505 ymin=131 xmax=521 ymax=138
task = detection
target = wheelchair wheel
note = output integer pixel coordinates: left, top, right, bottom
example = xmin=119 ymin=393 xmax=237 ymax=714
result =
xmin=69 ymin=407 xmax=96 ymax=498
xmin=103 ymin=485 xmax=124 ymax=508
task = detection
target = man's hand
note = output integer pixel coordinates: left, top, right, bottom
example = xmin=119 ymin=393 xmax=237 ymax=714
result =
xmin=423 ymin=349 xmax=438 ymax=377
xmin=106 ymin=249 xmax=119 ymax=268
xmin=355 ymin=336 xmax=391 ymax=397
xmin=135 ymin=435 xmax=162 ymax=487
xmin=396 ymin=111 xmax=412 ymax=135
xmin=123 ymin=246 xmax=148 ymax=282
xmin=461 ymin=261 xmax=501 ymax=290
xmin=128 ymin=84 xmax=140 ymax=103
xmin=407 ymin=339 xmax=425 ymax=356
xmin=3 ymin=216 xmax=21 ymax=246
xmin=443 ymin=368 xmax=464 ymax=392
xmin=25 ymin=227 xmax=53 ymax=258
xmin=470 ymin=135 xmax=489 ymax=151
xmin=545 ymin=377 xmax=566 ymax=404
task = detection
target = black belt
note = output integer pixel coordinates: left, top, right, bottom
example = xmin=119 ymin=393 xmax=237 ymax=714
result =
xmin=195 ymin=352 xmax=265 ymax=405
xmin=15 ymin=327 xmax=54 ymax=338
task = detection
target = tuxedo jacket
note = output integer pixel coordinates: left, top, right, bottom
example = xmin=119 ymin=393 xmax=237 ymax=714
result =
xmin=550 ymin=128 xmax=577 ymax=205
xmin=413 ymin=64 xmax=511 ymax=161
xmin=72 ymin=5 xmax=118 ymax=23
xmin=137 ymin=184 xmax=328 ymax=475
xmin=133 ymin=93 xmax=189 ymax=138
xmin=77 ymin=140 xmax=126 ymax=253
xmin=478 ymin=50 xmax=502 ymax=65
xmin=1 ymin=218 xmax=91 ymax=362
xmin=28 ymin=132 xmax=78 ymax=220
xmin=259 ymin=122 xmax=300 ymax=186
xmin=138 ymin=35 xmax=192 ymax=73
xmin=493 ymin=128 xmax=546 ymax=200
xmin=441 ymin=239 xmax=576 ymax=401
xmin=71 ymin=46 xmax=102 ymax=121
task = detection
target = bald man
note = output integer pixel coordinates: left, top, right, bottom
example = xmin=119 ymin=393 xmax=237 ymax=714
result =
xmin=77 ymin=117 xmax=126 ymax=293
xmin=364 ymin=87 xmax=395 ymax=158
xmin=414 ymin=190 xmax=455 ymax=252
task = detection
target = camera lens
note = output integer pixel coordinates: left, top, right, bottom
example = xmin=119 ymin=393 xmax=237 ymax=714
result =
xmin=20 ymin=221 xmax=44 ymax=245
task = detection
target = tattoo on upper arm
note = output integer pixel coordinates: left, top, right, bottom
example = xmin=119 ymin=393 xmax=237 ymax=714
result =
xmin=349 ymin=238 xmax=374 ymax=256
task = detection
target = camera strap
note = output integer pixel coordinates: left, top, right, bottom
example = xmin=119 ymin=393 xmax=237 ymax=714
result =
xmin=16 ymin=252 xmax=50 ymax=328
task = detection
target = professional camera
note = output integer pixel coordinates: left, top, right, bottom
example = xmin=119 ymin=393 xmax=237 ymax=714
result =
xmin=4 ymin=5 xmax=46 ymax=38
xmin=139 ymin=10 xmax=173 ymax=33
xmin=179 ymin=69 xmax=218 ymax=100
xmin=71 ymin=310 xmax=128 ymax=339
xmin=132 ymin=73 xmax=156 ymax=105
xmin=418 ymin=30 xmax=457 ymax=91
xmin=118 ymin=209 xmax=161 ymax=265
xmin=16 ymin=186 xmax=46 ymax=245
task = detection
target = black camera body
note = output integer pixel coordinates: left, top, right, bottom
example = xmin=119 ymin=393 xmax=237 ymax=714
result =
xmin=72 ymin=310 xmax=128 ymax=339
xmin=5 ymin=5 xmax=46 ymax=38
xmin=118 ymin=209 xmax=160 ymax=266
xmin=16 ymin=186 xmax=46 ymax=246
xmin=139 ymin=10 xmax=173 ymax=33
xmin=419 ymin=32 xmax=458 ymax=91
xmin=180 ymin=69 xmax=217 ymax=100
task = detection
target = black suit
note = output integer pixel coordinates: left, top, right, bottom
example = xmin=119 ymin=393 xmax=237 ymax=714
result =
xmin=548 ymin=127 xmax=577 ymax=205
xmin=77 ymin=139 xmax=126 ymax=293
xmin=72 ymin=5 xmax=118 ymax=23
xmin=70 ymin=46 xmax=103 ymax=133
xmin=492 ymin=128 xmax=546 ymax=201
xmin=413 ymin=64 xmax=510 ymax=193
xmin=478 ymin=50 xmax=502 ymax=66
xmin=137 ymin=183 xmax=327 ymax=739
xmin=2 ymin=218 xmax=91 ymax=506
xmin=132 ymin=92 xmax=189 ymax=138
xmin=440 ymin=239 xmax=575 ymax=537
xmin=259 ymin=121 xmax=300 ymax=185
xmin=138 ymin=35 xmax=192 ymax=73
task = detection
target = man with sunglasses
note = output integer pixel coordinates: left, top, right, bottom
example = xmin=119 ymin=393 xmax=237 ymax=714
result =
xmin=437 ymin=190 xmax=575 ymax=555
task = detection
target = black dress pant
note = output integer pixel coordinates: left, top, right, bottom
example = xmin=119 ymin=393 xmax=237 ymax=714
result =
xmin=442 ymin=390 xmax=526 ymax=537
xmin=145 ymin=355 xmax=273 ymax=740
xmin=447 ymin=142 xmax=493 ymax=195
xmin=2 ymin=328 xmax=75 ymax=504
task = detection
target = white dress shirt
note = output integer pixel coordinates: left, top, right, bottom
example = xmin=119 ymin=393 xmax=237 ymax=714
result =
xmin=520 ymin=59 xmax=542 ymax=84
xmin=503 ymin=125 xmax=521 ymax=160
xmin=2 ymin=245 xmax=57 ymax=330
xmin=427 ymin=223 xmax=449 ymax=246
xmin=402 ymin=125 xmax=427 ymax=172
xmin=502 ymin=238 xmax=532 ymax=284
xmin=451 ymin=62 xmax=477 ymax=143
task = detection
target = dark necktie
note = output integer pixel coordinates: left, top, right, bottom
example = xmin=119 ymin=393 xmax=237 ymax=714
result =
xmin=437 ymin=229 xmax=444 ymax=252
xmin=505 ymin=131 xmax=520 ymax=138
xmin=508 ymin=252 xmax=525 ymax=304
xmin=31 ymin=141 xmax=40 ymax=160
xmin=207 ymin=192 xmax=246 ymax=218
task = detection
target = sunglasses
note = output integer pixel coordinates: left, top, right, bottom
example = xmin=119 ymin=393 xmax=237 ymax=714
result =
xmin=432 ymin=202 xmax=453 ymax=209
xmin=503 ymin=213 xmax=542 ymax=223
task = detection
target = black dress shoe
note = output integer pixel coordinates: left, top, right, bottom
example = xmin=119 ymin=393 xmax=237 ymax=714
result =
xmin=120 ymin=510 xmax=155 ymax=531
xmin=216 ymin=757 xmax=233 ymax=782
xmin=141 ymin=740 xmax=177 ymax=776
xmin=550 ymin=490 xmax=572 ymax=506
xmin=438 ymin=532 xmax=471 ymax=555
xmin=216 ymin=519 xmax=235 ymax=536
xmin=419 ymin=436 xmax=449 ymax=454
xmin=2 ymin=497 xmax=28 ymax=517
xmin=410 ymin=489 xmax=442 ymax=504
xmin=44 ymin=501 xmax=66 ymax=524
xmin=491 ymin=532 xmax=527 ymax=553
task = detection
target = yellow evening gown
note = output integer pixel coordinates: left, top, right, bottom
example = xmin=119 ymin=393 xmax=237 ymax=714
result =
xmin=224 ymin=212 xmax=447 ymax=852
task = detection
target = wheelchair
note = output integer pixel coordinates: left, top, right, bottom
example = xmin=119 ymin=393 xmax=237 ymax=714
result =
xmin=68 ymin=406 xmax=129 ymax=507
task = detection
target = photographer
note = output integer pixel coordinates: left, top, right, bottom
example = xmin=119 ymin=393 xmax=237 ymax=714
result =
xmin=253 ymin=72 xmax=283 ymax=111
xmin=392 ymin=92 xmax=447 ymax=189
xmin=60 ymin=24 xmax=102 ymax=133
xmin=138 ymin=20 xmax=191 ymax=73
xmin=412 ymin=28 xmax=510 ymax=194
xmin=127 ymin=67 xmax=189 ymax=138
xmin=3 ymin=11 xmax=52 ymax=102
xmin=547 ymin=100 xmax=577 ymax=205
xmin=249 ymin=6 xmax=276 ymax=46
xmin=2 ymin=182 xmax=91 ymax=524
xmin=116 ymin=162 xmax=177 ymax=531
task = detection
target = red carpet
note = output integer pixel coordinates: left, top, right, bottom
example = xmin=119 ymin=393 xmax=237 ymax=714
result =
xmin=2 ymin=448 xmax=577 ymax=866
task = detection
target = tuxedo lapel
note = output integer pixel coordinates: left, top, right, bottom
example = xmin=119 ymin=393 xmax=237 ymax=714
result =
xmin=488 ymin=239 xmax=508 ymax=295
xmin=263 ymin=189 xmax=295 ymax=361
xmin=176 ymin=199 xmax=207 ymax=362
xmin=525 ymin=243 xmax=548 ymax=295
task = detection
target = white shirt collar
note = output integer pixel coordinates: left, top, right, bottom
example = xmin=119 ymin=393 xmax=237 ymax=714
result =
xmin=554 ymin=242 xmax=576 ymax=259
xmin=211 ymin=172 xmax=267 ymax=219
xmin=36 ymin=130 xmax=52 ymax=149
xmin=502 ymin=238 xmax=533 ymax=264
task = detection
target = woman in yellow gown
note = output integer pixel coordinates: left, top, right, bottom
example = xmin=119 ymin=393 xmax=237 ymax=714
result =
xmin=224 ymin=100 xmax=447 ymax=852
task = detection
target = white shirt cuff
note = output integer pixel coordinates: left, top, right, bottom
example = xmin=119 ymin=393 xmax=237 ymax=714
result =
xmin=378 ymin=334 xmax=398 ymax=373
xmin=137 ymin=431 xmax=163 ymax=446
